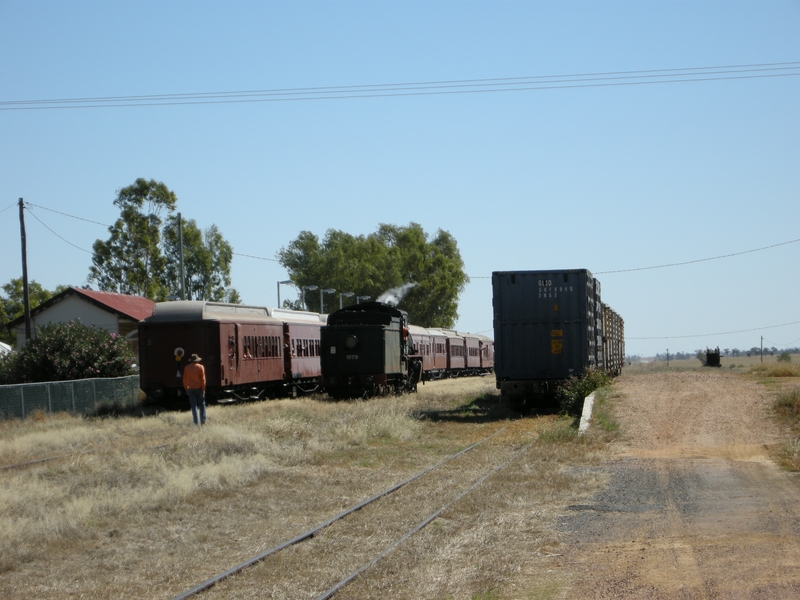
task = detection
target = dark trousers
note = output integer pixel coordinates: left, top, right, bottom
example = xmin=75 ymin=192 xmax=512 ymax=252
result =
xmin=187 ymin=389 xmax=206 ymax=425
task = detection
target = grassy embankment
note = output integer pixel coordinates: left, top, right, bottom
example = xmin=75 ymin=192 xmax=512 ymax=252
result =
xmin=747 ymin=356 xmax=800 ymax=471
xmin=0 ymin=378 xmax=614 ymax=599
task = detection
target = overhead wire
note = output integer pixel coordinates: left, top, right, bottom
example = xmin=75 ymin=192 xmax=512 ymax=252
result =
xmin=763 ymin=336 xmax=800 ymax=348
xmin=1 ymin=62 xmax=798 ymax=110
xmin=23 ymin=206 xmax=93 ymax=254
xmin=15 ymin=200 xmax=279 ymax=264
xmin=595 ymin=236 xmax=800 ymax=274
xmin=627 ymin=321 xmax=800 ymax=340
xmin=9 ymin=203 xmax=798 ymax=344
xmin=26 ymin=202 xmax=111 ymax=227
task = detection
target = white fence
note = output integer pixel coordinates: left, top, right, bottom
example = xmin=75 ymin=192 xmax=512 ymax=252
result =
xmin=0 ymin=375 xmax=141 ymax=419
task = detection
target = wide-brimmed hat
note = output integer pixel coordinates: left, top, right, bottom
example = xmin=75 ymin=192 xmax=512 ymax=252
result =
xmin=189 ymin=353 xmax=202 ymax=362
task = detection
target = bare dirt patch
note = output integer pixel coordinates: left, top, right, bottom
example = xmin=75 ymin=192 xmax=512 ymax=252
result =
xmin=555 ymin=370 xmax=800 ymax=599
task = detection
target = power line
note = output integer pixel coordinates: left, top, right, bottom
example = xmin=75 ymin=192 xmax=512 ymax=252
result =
xmin=0 ymin=201 xmax=17 ymax=214
xmin=628 ymin=320 xmax=800 ymax=340
xmin=25 ymin=202 xmax=111 ymax=227
xmin=12 ymin=201 xmax=798 ymax=280
xmin=24 ymin=207 xmax=93 ymax=254
xmin=763 ymin=335 xmax=800 ymax=348
xmin=232 ymin=252 xmax=280 ymax=263
xmin=1 ymin=62 xmax=798 ymax=111
xmin=15 ymin=201 xmax=280 ymax=264
xmin=596 ymin=237 xmax=800 ymax=274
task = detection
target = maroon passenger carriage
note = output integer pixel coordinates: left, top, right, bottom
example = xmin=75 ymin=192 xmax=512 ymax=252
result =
xmin=138 ymin=301 xmax=325 ymax=404
xmin=475 ymin=334 xmax=495 ymax=374
xmin=407 ymin=325 xmax=494 ymax=381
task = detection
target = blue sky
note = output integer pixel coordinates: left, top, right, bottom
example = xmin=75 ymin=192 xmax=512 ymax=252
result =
xmin=1 ymin=1 xmax=798 ymax=357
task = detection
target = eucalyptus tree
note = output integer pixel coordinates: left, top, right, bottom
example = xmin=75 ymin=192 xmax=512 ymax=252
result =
xmin=88 ymin=179 xmax=238 ymax=302
xmin=89 ymin=178 xmax=176 ymax=299
xmin=162 ymin=217 xmax=238 ymax=302
xmin=278 ymin=222 xmax=468 ymax=327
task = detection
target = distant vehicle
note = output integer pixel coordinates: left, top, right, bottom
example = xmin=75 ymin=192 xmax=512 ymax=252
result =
xmin=0 ymin=341 xmax=12 ymax=357
xmin=492 ymin=269 xmax=624 ymax=414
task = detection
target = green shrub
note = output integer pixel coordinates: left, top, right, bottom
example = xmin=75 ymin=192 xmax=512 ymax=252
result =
xmin=556 ymin=369 xmax=611 ymax=416
xmin=0 ymin=320 xmax=136 ymax=384
xmin=778 ymin=352 xmax=792 ymax=363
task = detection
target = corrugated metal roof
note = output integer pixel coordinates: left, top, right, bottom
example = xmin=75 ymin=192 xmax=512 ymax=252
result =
xmin=70 ymin=288 xmax=156 ymax=321
xmin=6 ymin=287 xmax=156 ymax=327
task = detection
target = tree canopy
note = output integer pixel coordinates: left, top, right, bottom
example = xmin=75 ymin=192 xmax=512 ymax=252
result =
xmin=0 ymin=278 xmax=67 ymax=345
xmin=163 ymin=217 xmax=238 ymax=302
xmin=277 ymin=223 xmax=468 ymax=328
xmin=88 ymin=178 xmax=238 ymax=302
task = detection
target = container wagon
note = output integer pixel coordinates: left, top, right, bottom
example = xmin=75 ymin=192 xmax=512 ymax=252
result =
xmin=492 ymin=269 xmax=623 ymax=414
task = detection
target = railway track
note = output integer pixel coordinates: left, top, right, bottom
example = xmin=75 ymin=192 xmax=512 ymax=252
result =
xmin=171 ymin=425 xmax=533 ymax=599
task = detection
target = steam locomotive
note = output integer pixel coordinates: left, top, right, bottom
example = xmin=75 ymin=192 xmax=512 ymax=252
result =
xmin=320 ymin=302 xmax=494 ymax=398
xmin=137 ymin=300 xmax=494 ymax=404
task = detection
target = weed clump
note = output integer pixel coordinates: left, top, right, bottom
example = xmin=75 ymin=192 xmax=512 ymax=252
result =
xmin=749 ymin=363 xmax=800 ymax=378
xmin=555 ymin=369 xmax=611 ymax=416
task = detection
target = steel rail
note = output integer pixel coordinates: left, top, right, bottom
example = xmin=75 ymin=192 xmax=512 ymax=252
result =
xmin=315 ymin=440 xmax=536 ymax=599
xmin=171 ymin=425 xmax=508 ymax=600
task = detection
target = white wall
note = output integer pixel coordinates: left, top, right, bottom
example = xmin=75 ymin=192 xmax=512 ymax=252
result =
xmin=13 ymin=295 xmax=119 ymax=347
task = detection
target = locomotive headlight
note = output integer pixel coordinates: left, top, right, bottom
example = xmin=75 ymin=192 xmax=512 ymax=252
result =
xmin=344 ymin=335 xmax=358 ymax=350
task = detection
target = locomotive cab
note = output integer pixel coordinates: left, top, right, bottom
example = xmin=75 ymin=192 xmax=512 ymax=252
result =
xmin=321 ymin=302 xmax=421 ymax=398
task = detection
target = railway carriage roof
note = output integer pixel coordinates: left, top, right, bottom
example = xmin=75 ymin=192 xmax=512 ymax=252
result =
xmin=407 ymin=324 xmax=429 ymax=336
xmin=426 ymin=328 xmax=462 ymax=340
xmin=267 ymin=307 xmax=327 ymax=324
xmin=145 ymin=301 xmax=281 ymax=324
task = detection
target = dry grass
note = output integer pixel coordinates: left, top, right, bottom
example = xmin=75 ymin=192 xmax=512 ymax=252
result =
xmin=0 ymin=397 xmax=422 ymax=573
xmin=0 ymin=378 xmax=612 ymax=599
xmin=749 ymin=362 xmax=800 ymax=378
xmin=624 ymin=352 xmax=800 ymax=375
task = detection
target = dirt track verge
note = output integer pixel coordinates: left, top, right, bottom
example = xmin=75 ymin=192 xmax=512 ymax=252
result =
xmin=553 ymin=370 xmax=800 ymax=599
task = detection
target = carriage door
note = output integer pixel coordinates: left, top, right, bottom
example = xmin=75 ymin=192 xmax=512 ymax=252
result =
xmin=221 ymin=323 xmax=239 ymax=385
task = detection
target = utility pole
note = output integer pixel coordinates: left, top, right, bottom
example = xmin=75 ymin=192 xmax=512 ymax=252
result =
xmin=761 ymin=336 xmax=764 ymax=363
xmin=18 ymin=198 xmax=31 ymax=341
xmin=178 ymin=212 xmax=186 ymax=300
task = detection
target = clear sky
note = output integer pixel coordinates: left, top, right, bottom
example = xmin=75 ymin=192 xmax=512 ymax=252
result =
xmin=1 ymin=1 xmax=798 ymax=357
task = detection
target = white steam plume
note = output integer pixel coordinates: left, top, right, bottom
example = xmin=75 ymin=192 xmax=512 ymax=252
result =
xmin=377 ymin=283 xmax=417 ymax=307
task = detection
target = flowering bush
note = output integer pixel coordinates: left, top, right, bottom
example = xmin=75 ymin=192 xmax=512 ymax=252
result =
xmin=0 ymin=320 xmax=136 ymax=384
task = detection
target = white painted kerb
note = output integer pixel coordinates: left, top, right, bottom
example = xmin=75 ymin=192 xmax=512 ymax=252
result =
xmin=578 ymin=392 xmax=595 ymax=435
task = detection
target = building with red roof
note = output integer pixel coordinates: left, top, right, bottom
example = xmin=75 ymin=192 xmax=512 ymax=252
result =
xmin=6 ymin=287 xmax=155 ymax=359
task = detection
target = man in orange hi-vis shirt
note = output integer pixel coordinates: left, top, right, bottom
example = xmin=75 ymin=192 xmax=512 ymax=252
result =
xmin=182 ymin=353 xmax=207 ymax=426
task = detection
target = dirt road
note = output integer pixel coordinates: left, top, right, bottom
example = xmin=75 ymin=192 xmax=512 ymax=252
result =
xmin=558 ymin=371 xmax=800 ymax=598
